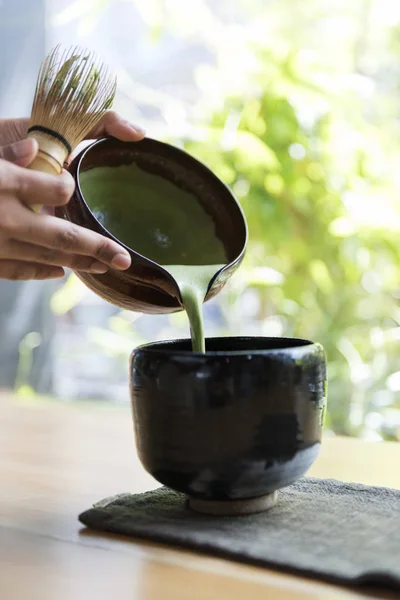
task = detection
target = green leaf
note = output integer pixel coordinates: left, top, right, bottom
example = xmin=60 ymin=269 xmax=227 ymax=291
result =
xmin=235 ymin=131 xmax=280 ymax=170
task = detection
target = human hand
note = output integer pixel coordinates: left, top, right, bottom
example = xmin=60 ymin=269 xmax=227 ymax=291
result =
xmin=0 ymin=111 xmax=145 ymax=148
xmin=0 ymin=112 xmax=145 ymax=280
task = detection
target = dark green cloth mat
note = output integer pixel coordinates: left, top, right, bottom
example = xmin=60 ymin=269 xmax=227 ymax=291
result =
xmin=79 ymin=478 xmax=400 ymax=590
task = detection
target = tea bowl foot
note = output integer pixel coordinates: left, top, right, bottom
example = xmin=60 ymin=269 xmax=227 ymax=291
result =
xmin=188 ymin=491 xmax=278 ymax=516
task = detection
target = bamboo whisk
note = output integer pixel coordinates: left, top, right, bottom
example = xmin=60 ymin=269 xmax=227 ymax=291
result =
xmin=27 ymin=45 xmax=116 ymax=210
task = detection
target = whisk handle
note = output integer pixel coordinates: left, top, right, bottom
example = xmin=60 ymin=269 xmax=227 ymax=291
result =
xmin=27 ymin=131 xmax=67 ymax=213
xmin=28 ymin=152 xmax=62 ymax=175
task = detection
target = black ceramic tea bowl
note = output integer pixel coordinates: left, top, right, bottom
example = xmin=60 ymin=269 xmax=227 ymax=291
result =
xmin=130 ymin=337 xmax=327 ymax=515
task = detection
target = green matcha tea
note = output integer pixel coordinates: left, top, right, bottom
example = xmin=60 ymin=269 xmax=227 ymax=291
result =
xmin=165 ymin=264 xmax=224 ymax=352
xmin=79 ymin=164 xmax=228 ymax=352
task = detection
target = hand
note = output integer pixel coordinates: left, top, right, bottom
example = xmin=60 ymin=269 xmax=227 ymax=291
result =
xmin=0 ymin=112 xmax=145 ymax=281
xmin=0 ymin=111 xmax=145 ymax=147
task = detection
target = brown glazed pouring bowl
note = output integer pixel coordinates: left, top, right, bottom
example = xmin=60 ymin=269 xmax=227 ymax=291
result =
xmin=57 ymin=137 xmax=247 ymax=314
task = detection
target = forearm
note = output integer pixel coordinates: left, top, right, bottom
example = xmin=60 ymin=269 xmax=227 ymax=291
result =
xmin=0 ymin=118 xmax=29 ymax=146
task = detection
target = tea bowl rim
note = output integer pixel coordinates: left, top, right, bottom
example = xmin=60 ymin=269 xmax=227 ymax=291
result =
xmin=130 ymin=335 xmax=324 ymax=361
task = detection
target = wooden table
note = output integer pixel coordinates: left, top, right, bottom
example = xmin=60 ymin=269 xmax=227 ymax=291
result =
xmin=1 ymin=391 xmax=400 ymax=600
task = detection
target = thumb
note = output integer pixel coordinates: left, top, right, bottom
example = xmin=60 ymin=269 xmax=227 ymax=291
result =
xmin=0 ymin=138 xmax=38 ymax=167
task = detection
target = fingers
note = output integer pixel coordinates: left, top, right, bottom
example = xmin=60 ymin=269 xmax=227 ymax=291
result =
xmin=0 ymin=118 xmax=29 ymax=145
xmin=12 ymin=210 xmax=131 ymax=270
xmin=0 ymin=112 xmax=145 ymax=150
xmin=4 ymin=239 xmax=109 ymax=274
xmin=21 ymin=169 xmax=75 ymax=207
xmin=0 ymin=112 xmax=145 ymax=147
xmin=0 ymin=161 xmax=75 ymax=207
xmin=86 ymin=111 xmax=145 ymax=141
xmin=0 ymin=259 xmax=64 ymax=280
xmin=0 ymin=138 xmax=38 ymax=166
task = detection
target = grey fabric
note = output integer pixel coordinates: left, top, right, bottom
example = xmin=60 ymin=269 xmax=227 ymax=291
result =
xmin=79 ymin=478 xmax=400 ymax=591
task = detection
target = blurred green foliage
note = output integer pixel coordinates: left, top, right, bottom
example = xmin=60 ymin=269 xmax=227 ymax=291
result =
xmin=50 ymin=0 xmax=400 ymax=439
xmin=177 ymin=2 xmax=400 ymax=438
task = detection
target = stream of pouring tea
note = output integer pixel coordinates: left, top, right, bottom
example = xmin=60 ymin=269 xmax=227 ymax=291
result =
xmin=79 ymin=164 xmax=227 ymax=352
xmin=164 ymin=264 xmax=225 ymax=352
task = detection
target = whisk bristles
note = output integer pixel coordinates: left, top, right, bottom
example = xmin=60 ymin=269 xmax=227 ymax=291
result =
xmin=28 ymin=45 xmax=116 ymax=169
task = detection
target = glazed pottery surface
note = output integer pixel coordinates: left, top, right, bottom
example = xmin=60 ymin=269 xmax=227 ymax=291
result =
xmin=130 ymin=337 xmax=327 ymax=503
xmin=58 ymin=137 xmax=247 ymax=314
